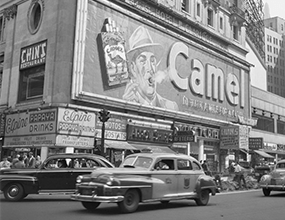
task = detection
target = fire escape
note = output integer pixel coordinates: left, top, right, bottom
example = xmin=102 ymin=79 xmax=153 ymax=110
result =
xmin=245 ymin=0 xmax=265 ymax=61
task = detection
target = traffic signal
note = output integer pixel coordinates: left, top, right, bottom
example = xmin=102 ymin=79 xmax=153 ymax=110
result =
xmin=98 ymin=109 xmax=110 ymax=122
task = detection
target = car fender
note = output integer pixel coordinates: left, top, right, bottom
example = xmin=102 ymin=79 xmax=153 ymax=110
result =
xmin=0 ymin=174 xmax=39 ymax=194
xmin=195 ymin=175 xmax=216 ymax=195
xmin=259 ymin=174 xmax=272 ymax=185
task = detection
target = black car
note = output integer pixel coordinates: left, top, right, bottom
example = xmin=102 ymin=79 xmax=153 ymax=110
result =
xmin=0 ymin=153 xmax=114 ymax=201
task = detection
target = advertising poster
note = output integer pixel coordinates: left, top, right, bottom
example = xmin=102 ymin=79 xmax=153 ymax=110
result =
xmin=73 ymin=0 xmax=251 ymax=123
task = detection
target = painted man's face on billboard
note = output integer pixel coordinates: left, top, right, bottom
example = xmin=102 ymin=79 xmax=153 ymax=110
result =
xmin=131 ymin=51 xmax=157 ymax=99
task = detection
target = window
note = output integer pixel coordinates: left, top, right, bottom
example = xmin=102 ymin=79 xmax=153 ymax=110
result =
xmin=252 ymin=113 xmax=274 ymax=133
xmin=207 ymin=9 xmax=213 ymax=26
xmin=181 ymin=0 xmax=187 ymax=12
xmin=154 ymin=159 xmax=174 ymax=170
xmin=0 ymin=56 xmax=3 ymax=98
xmin=219 ymin=17 xmax=223 ymax=30
xmin=178 ymin=159 xmax=192 ymax=170
xmin=28 ymin=1 xmax=43 ymax=34
xmin=233 ymin=26 xmax=238 ymax=40
xmin=197 ymin=3 xmax=201 ymax=17
xmin=0 ymin=15 xmax=5 ymax=42
xmin=18 ymin=65 xmax=45 ymax=102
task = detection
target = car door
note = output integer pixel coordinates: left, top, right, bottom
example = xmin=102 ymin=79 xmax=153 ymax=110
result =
xmin=151 ymin=158 xmax=178 ymax=199
xmin=176 ymin=159 xmax=197 ymax=195
xmin=37 ymin=157 xmax=73 ymax=191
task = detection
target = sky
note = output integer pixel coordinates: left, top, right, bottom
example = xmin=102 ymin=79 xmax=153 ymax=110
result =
xmin=263 ymin=0 xmax=285 ymax=18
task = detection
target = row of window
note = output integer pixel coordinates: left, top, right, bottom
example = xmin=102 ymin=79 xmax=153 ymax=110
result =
xmin=180 ymin=0 xmax=240 ymax=40
xmin=267 ymin=34 xmax=283 ymax=47
xmin=253 ymin=113 xmax=285 ymax=135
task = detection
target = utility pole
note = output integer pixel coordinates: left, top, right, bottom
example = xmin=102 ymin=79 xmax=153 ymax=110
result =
xmin=98 ymin=108 xmax=110 ymax=157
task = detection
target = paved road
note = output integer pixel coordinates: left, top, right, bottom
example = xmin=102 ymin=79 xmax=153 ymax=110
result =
xmin=0 ymin=190 xmax=284 ymax=220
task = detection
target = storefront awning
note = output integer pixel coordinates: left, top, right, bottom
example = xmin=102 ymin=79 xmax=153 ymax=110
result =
xmin=254 ymin=150 xmax=274 ymax=158
xmin=105 ymin=140 xmax=137 ymax=150
xmin=130 ymin=143 xmax=175 ymax=153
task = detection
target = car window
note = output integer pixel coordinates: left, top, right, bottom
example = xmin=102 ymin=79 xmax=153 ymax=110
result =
xmin=134 ymin=157 xmax=153 ymax=168
xmin=45 ymin=159 xmax=58 ymax=169
xmin=192 ymin=161 xmax=202 ymax=170
xmin=177 ymin=159 xmax=193 ymax=170
xmin=154 ymin=159 xmax=174 ymax=170
xmin=45 ymin=158 xmax=70 ymax=169
xmin=121 ymin=156 xmax=136 ymax=167
xmin=276 ymin=163 xmax=285 ymax=169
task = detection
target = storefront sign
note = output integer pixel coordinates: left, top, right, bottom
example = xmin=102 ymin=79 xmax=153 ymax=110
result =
xmin=4 ymin=134 xmax=55 ymax=146
xmin=220 ymin=126 xmax=239 ymax=149
xmin=5 ymin=109 xmax=57 ymax=136
xmin=20 ymin=40 xmax=47 ymax=70
xmin=263 ymin=142 xmax=277 ymax=151
xmin=57 ymin=108 xmax=96 ymax=136
xmin=173 ymin=130 xmax=196 ymax=142
xmin=56 ymin=135 xmax=94 ymax=148
xmin=174 ymin=123 xmax=220 ymax=140
xmin=127 ymin=124 xmax=172 ymax=144
xmin=239 ymin=125 xmax=249 ymax=150
xmin=249 ymin=137 xmax=263 ymax=150
xmin=95 ymin=117 xmax=127 ymax=140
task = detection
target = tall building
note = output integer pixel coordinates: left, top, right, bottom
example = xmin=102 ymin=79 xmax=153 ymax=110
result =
xmin=264 ymin=16 xmax=285 ymax=98
xmin=0 ymin=0 xmax=260 ymax=171
xmin=245 ymin=1 xmax=285 ymax=162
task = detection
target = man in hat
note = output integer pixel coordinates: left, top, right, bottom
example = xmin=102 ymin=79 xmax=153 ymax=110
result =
xmin=123 ymin=26 xmax=178 ymax=111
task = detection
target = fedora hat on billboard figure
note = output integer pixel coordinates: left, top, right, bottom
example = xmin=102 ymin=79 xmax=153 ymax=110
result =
xmin=127 ymin=26 xmax=164 ymax=63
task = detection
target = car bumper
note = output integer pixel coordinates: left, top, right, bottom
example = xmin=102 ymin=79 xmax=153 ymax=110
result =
xmin=260 ymin=184 xmax=285 ymax=190
xmin=71 ymin=193 xmax=124 ymax=203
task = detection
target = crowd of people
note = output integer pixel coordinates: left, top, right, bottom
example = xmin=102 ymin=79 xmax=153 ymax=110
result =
xmin=0 ymin=152 xmax=42 ymax=169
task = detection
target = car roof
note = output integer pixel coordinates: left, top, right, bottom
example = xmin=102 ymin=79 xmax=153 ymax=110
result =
xmin=47 ymin=153 xmax=107 ymax=160
xmin=126 ymin=152 xmax=199 ymax=162
xmin=277 ymin=159 xmax=285 ymax=164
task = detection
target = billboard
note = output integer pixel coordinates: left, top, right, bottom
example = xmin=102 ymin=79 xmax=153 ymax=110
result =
xmin=72 ymin=1 xmax=250 ymax=122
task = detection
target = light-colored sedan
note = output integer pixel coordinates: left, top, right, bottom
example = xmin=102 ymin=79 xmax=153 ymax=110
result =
xmin=71 ymin=152 xmax=217 ymax=213
xmin=259 ymin=159 xmax=285 ymax=196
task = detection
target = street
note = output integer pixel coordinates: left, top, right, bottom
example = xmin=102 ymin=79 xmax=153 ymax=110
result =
xmin=0 ymin=190 xmax=284 ymax=220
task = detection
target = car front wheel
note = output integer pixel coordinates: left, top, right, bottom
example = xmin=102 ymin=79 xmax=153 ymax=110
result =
xmin=262 ymin=188 xmax=271 ymax=196
xmin=4 ymin=183 xmax=25 ymax=201
xmin=81 ymin=202 xmax=100 ymax=210
xmin=195 ymin=189 xmax=210 ymax=206
xmin=118 ymin=189 xmax=140 ymax=213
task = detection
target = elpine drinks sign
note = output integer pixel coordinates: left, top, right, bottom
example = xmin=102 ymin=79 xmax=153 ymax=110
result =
xmin=4 ymin=109 xmax=57 ymax=146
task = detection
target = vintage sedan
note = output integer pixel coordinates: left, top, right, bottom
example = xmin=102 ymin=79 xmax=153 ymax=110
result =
xmin=71 ymin=152 xmax=217 ymax=213
xmin=259 ymin=159 xmax=285 ymax=196
xmin=0 ymin=153 xmax=114 ymax=201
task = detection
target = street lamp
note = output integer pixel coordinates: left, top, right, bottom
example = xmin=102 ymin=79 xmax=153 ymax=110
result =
xmin=98 ymin=108 xmax=110 ymax=157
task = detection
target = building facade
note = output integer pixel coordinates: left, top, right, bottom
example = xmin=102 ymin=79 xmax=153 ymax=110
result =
xmin=0 ymin=0 xmax=253 ymax=171
xmin=264 ymin=17 xmax=285 ymax=98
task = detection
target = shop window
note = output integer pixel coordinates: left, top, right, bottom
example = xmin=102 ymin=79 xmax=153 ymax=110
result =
xmin=18 ymin=65 xmax=45 ymax=102
xmin=0 ymin=15 xmax=5 ymax=42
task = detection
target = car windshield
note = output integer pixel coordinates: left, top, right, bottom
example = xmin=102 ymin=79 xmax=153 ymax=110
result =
xmin=120 ymin=156 xmax=153 ymax=169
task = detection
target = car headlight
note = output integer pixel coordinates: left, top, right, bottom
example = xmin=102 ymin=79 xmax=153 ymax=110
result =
xmin=76 ymin=175 xmax=84 ymax=183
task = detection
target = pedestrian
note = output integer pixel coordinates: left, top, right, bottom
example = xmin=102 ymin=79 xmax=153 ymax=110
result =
xmin=35 ymin=155 xmax=42 ymax=168
xmin=13 ymin=156 xmax=25 ymax=169
xmin=233 ymin=162 xmax=247 ymax=189
xmin=0 ymin=157 xmax=11 ymax=169
xmin=26 ymin=152 xmax=36 ymax=168
xmin=11 ymin=154 xmax=20 ymax=168
xmin=201 ymin=160 xmax=212 ymax=176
